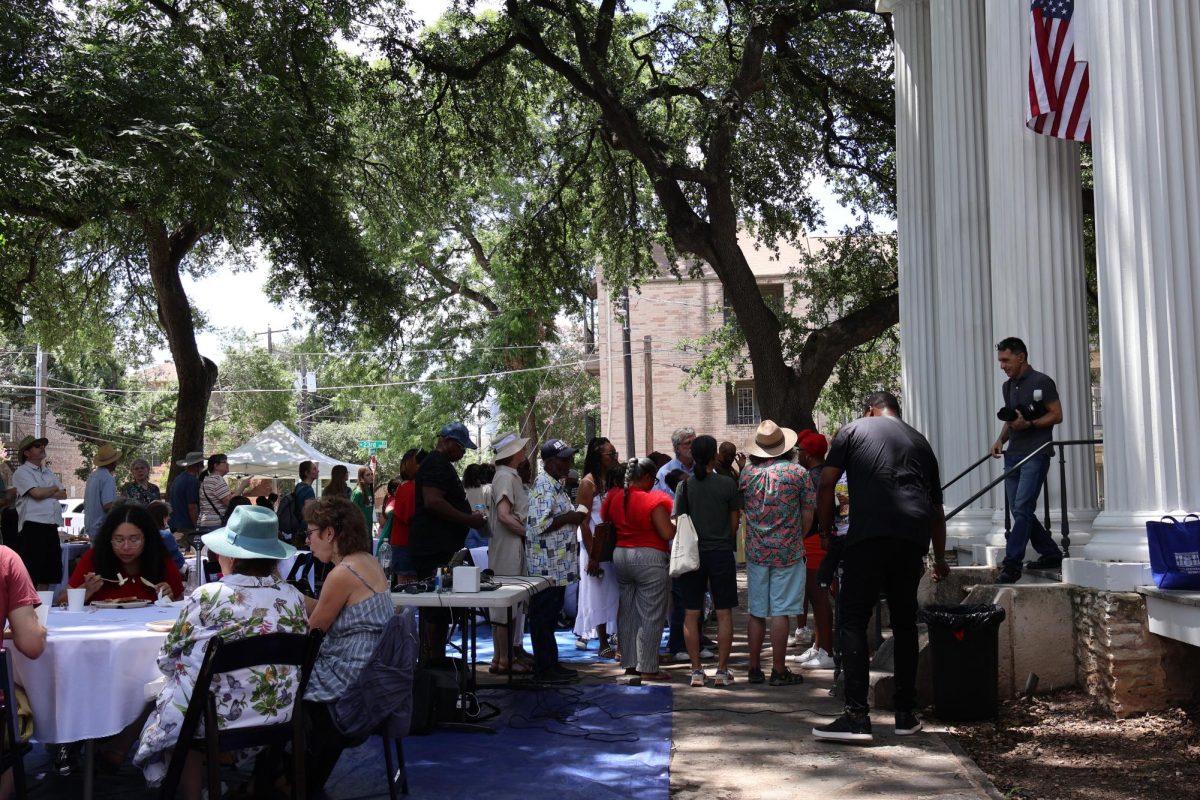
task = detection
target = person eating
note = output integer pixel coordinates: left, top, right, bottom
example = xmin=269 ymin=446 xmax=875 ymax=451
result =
xmin=66 ymin=503 xmax=184 ymax=604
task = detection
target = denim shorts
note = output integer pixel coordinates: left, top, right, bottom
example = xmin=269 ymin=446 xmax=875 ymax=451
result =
xmin=746 ymin=559 xmax=806 ymax=618
xmin=390 ymin=545 xmax=416 ymax=578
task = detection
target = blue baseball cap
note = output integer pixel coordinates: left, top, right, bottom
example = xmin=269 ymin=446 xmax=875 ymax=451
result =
xmin=437 ymin=422 xmax=478 ymax=450
xmin=540 ymin=439 xmax=577 ymax=460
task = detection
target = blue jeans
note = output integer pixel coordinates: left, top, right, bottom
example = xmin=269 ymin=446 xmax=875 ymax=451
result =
xmin=1003 ymin=452 xmax=1061 ymax=572
xmin=528 ymin=585 xmax=565 ymax=675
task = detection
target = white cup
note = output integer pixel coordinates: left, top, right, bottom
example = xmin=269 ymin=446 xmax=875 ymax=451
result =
xmin=36 ymin=590 xmax=53 ymax=627
xmin=67 ymin=587 xmax=87 ymax=613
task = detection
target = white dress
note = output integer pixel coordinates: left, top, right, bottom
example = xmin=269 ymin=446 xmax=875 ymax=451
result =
xmin=574 ymin=491 xmax=619 ymax=639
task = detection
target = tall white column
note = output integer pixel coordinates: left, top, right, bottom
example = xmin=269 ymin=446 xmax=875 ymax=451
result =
xmin=1084 ymin=1 xmax=1200 ymax=562
xmin=884 ymin=0 xmax=941 ymax=448
xmin=984 ymin=0 xmax=1098 ymax=553
xmin=930 ymin=0 xmax=997 ymax=541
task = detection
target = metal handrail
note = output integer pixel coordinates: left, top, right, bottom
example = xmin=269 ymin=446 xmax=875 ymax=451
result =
xmin=944 ymin=438 xmax=1102 ymax=559
xmin=942 ymin=452 xmax=995 ymax=492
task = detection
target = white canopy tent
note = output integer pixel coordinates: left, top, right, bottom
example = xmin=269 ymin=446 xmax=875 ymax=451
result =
xmin=225 ymin=420 xmax=363 ymax=482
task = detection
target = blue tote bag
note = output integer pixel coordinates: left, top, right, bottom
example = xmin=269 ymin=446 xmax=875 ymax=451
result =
xmin=1146 ymin=515 xmax=1200 ymax=590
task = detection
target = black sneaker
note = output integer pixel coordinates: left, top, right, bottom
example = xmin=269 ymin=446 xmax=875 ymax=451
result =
xmin=894 ymin=711 xmax=923 ymax=735
xmin=533 ymin=671 xmax=575 ymax=685
xmin=1025 ymin=554 xmax=1064 ymax=569
xmin=813 ymin=713 xmax=874 ymax=743
xmin=747 ymin=668 xmax=766 ymax=684
xmin=552 ymin=665 xmax=579 ymax=679
xmin=995 ymin=570 xmax=1021 ymax=584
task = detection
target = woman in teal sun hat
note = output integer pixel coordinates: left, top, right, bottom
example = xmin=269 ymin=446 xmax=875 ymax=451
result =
xmin=133 ymin=504 xmax=309 ymax=797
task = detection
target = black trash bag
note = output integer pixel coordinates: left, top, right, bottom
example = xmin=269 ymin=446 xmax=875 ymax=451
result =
xmin=920 ymin=603 xmax=1007 ymax=629
xmin=920 ymin=603 xmax=1007 ymax=722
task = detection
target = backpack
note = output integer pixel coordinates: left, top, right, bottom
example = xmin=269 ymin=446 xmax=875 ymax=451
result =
xmin=275 ymin=489 xmax=304 ymax=539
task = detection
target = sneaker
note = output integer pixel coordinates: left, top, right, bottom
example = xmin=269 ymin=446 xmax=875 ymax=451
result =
xmin=1025 ymin=554 xmax=1064 ymax=569
xmin=699 ymin=647 xmax=714 ymax=659
xmin=690 ymin=669 xmax=707 ymax=687
xmin=575 ymin=636 xmax=590 ymax=650
xmin=52 ymin=744 xmax=75 ymax=776
xmin=713 ymin=669 xmax=735 ymax=687
xmin=995 ymin=570 xmax=1021 ymax=584
xmin=895 ymin=711 xmax=923 ymax=735
xmin=533 ymin=671 xmax=576 ymax=685
xmin=672 ymin=649 xmax=715 ymax=661
xmin=800 ymin=649 xmax=835 ymax=670
xmin=747 ymin=668 xmax=766 ymax=684
xmin=551 ymin=665 xmax=578 ymax=678
xmin=789 ymin=626 xmax=814 ymax=648
xmin=768 ymin=668 xmax=804 ymax=686
xmin=788 ymin=645 xmax=819 ymax=664
xmin=813 ymin=713 xmax=874 ymax=743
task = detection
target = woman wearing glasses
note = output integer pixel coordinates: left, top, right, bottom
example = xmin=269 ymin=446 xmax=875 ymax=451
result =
xmin=66 ymin=504 xmax=184 ymax=604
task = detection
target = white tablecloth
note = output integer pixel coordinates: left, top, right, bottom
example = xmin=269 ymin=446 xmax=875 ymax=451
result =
xmin=11 ymin=604 xmax=184 ymax=743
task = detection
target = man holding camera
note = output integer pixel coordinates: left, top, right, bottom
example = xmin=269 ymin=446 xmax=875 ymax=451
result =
xmin=991 ymin=337 xmax=1064 ymax=583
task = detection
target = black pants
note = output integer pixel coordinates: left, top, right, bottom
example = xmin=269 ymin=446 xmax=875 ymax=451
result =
xmin=528 ymin=585 xmax=565 ymax=675
xmin=304 ymin=700 xmax=354 ymax=791
xmin=838 ymin=538 xmax=924 ymax=715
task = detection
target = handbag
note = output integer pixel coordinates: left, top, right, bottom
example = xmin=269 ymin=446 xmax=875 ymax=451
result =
xmin=1146 ymin=515 xmax=1200 ymax=590
xmin=589 ymin=521 xmax=617 ymax=564
xmin=669 ymin=480 xmax=700 ymax=578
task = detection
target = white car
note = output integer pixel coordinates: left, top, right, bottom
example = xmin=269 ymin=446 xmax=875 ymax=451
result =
xmin=59 ymin=499 xmax=86 ymax=537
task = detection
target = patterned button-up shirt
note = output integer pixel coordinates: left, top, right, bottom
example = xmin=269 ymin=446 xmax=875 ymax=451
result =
xmin=525 ymin=471 xmax=578 ymax=587
xmin=739 ymin=460 xmax=812 ymax=568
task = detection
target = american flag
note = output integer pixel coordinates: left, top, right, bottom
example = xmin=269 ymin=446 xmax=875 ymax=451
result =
xmin=1027 ymin=0 xmax=1091 ymax=142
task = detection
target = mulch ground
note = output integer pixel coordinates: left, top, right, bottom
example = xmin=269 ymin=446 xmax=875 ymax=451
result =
xmin=950 ymin=689 xmax=1200 ymax=800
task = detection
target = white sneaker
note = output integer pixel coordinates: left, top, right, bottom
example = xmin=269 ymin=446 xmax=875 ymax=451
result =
xmin=789 ymin=626 xmax=814 ymax=648
xmin=699 ymin=647 xmax=714 ymax=659
xmin=799 ymin=648 xmax=835 ymax=670
xmin=713 ymin=669 xmax=735 ymax=687
xmin=674 ymin=649 xmax=715 ymax=661
xmin=788 ymin=646 xmax=818 ymax=664
xmin=690 ymin=669 xmax=707 ymax=687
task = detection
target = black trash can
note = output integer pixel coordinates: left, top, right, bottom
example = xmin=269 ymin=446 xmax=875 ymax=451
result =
xmin=920 ymin=604 xmax=1007 ymax=722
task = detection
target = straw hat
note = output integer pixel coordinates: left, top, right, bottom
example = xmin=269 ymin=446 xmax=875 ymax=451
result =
xmin=202 ymin=505 xmax=296 ymax=561
xmin=492 ymin=432 xmax=529 ymax=462
xmin=92 ymin=444 xmax=123 ymax=468
xmin=16 ymin=435 xmax=48 ymax=463
xmin=744 ymin=420 xmax=798 ymax=459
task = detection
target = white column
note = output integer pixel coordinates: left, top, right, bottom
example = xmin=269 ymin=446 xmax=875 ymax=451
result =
xmin=885 ymin=0 xmax=941 ymax=448
xmin=984 ymin=0 xmax=1098 ymax=552
xmin=930 ymin=0 xmax=997 ymax=542
xmin=1083 ymin=1 xmax=1200 ymax=563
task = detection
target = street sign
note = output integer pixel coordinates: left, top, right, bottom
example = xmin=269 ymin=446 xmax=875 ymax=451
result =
xmin=358 ymin=440 xmax=387 ymax=450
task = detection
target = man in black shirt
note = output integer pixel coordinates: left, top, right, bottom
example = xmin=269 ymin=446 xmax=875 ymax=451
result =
xmin=409 ymin=422 xmax=486 ymax=659
xmin=991 ymin=336 xmax=1064 ymax=583
xmin=812 ymin=391 xmax=948 ymax=744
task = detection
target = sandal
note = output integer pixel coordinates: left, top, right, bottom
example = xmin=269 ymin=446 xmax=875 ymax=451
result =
xmin=768 ymin=668 xmax=804 ymax=686
xmin=598 ymin=645 xmax=618 ymax=660
xmin=488 ymin=661 xmax=532 ymax=675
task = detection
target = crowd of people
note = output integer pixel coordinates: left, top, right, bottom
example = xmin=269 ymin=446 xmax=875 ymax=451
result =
xmin=0 ymin=371 xmax=969 ymax=796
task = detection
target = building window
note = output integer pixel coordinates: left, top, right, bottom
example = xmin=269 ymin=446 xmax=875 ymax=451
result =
xmin=726 ymin=381 xmax=760 ymax=426
xmin=0 ymin=401 xmax=10 ymax=441
xmin=1091 ymin=384 xmax=1102 ymax=430
xmin=723 ymin=284 xmax=785 ymax=326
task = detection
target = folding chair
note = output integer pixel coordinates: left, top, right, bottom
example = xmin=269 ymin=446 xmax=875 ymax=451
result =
xmin=158 ymin=630 xmax=323 ymax=800
xmin=0 ymin=649 xmax=29 ymax=800
xmin=331 ymin=610 xmax=418 ymax=799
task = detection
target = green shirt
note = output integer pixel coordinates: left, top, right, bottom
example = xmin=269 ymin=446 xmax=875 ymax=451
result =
xmin=350 ymin=487 xmax=374 ymax=532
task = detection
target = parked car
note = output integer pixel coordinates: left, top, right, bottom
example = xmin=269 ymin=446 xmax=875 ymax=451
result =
xmin=59 ymin=499 xmax=86 ymax=537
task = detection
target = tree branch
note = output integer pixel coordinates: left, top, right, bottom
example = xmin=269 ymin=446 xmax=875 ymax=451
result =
xmin=415 ymin=257 xmax=501 ymax=315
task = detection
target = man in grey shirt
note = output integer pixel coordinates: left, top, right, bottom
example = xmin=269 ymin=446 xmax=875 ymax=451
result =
xmin=990 ymin=337 xmax=1064 ymax=582
xmin=84 ymin=444 xmax=122 ymax=541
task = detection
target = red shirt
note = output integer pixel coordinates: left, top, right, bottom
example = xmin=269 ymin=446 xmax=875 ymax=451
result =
xmin=390 ymin=481 xmax=417 ymax=547
xmin=0 ymin=545 xmax=40 ymax=632
xmin=68 ymin=548 xmax=184 ymax=602
xmin=602 ymin=487 xmax=674 ymax=552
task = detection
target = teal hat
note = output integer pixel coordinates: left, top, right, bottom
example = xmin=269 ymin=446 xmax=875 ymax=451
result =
xmin=202 ymin=505 xmax=296 ymax=561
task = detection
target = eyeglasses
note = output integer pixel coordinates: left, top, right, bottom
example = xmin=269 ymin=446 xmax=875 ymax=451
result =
xmin=306 ymin=526 xmax=320 ymax=538
xmin=112 ymin=536 xmax=144 ymax=548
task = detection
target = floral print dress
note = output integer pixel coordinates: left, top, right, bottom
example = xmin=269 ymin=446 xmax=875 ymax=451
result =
xmin=133 ymin=573 xmax=309 ymax=786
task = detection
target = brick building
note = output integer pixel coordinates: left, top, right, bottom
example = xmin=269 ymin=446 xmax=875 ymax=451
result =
xmin=1 ymin=404 xmax=88 ymax=498
xmin=589 ymin=232 xmax=834 ymax=458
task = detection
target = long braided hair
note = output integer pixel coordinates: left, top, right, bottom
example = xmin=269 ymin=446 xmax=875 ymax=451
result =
xmin=623 ymin=457 xmax=658 ymax=515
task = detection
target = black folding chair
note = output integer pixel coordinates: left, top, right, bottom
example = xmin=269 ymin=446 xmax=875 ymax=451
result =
xmin=0 ymin=649 xmax=29 ymax=800
xmin=158 ymin=630 xmax=322 ymax=800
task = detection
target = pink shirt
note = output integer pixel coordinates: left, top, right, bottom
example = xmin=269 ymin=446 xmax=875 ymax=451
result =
xmin=0 ymin=545 xmax=41 ymax=632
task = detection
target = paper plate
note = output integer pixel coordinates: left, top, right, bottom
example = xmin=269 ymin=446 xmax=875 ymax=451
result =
xmin=144 ymin=619 xmax=175 ymax=632
xmin=91 ymin=599 xmax=152 ymax=609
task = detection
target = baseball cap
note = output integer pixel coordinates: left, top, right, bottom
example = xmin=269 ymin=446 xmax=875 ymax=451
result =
xmin=540 ymin=439 xmax=577 ymax=460
xmin=437 ymin=422 xmax=478 ymax=450
xmin=797 ymin=430 xmax=829 ymax=459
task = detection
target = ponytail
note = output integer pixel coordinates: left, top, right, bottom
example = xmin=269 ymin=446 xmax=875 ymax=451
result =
xmin=691 ymin=436 xmax=718 ymax=483
xmin=622 ymin=457 xmax=658 ymax=514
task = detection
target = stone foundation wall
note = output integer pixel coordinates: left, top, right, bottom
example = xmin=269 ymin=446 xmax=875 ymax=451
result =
xmin=1071 ymin=587 xmax=1200 ymax=717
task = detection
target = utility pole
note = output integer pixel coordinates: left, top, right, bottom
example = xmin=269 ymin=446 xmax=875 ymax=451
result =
xmin=621 ymin=287 xmax=635 ymax=459
xmin=643 ymin=335 xmax=654 ymax=455
xmin=254 ymin=326 xmax=280 ymax=354
xmin=33 ymin=344 xmax=47 ymax=438
xmin=296 ymin=355 xmax=316 ymax=440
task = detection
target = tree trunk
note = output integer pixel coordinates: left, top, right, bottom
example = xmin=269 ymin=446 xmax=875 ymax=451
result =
xmin=144 ymin=217 xmax=218 ymax=485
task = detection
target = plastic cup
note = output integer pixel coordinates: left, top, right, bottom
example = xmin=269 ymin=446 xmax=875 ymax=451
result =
xmin=67 ymin=587 xmax=86 ymax=613
xmin=36 ymin=590 xmax=53 ymax=627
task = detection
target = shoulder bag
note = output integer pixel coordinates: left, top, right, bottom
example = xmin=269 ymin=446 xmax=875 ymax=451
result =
xmin=669 ymin=479 xmax=700 ymax=578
